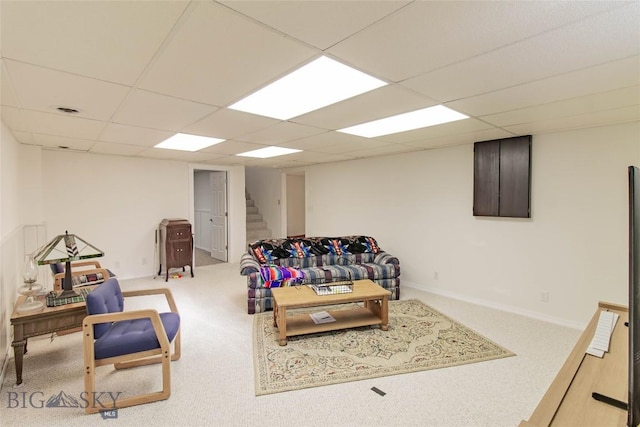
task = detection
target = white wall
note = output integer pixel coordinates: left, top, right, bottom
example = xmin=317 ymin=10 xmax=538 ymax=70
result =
xmin=0 ymin=123 xmax=44 ymax=383
xmin=304 ymin=122 xmax=640 ymax=327
xmin=42 ymin=150 xmax=190 ymax=278
xmin=41 ymin=150 xmax=246 ymax=279
xmin=286 ymin=174 xmax=305 ymax=236
xmin=245 ymin=166 xmax=282 ymax=238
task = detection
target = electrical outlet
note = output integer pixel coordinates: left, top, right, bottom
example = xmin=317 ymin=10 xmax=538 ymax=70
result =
xmin=142 ymin=258 xmax=147 ymax=265
xmin=540 ymin=290 xmax=549 ymax=303
xmin=434 ymin=271 xmax=439 ymax=280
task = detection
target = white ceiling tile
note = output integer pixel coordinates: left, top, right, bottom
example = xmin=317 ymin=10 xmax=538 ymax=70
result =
xmin=282 ymin=131 xmax=392 ymax=154
xmin=503 ymin=105 xmax=640 ymax=135
xmin=23 ymin=110 xmax=106 ymax=140
xmin=10 ymin=130 xmax=35 ymax=145
xmin=283 ymin=151 xmax=356 ymax=164
xmin=403 ymin=128 xmax=516 ymax=150
xmin=171 ymin=151 xmax=227 ymax=163
xmin=201 ymin=156 xmax=250 ymax=167
xmin=375 ymin=118 xmax=494 ymax=144
xmin=183 ymin=108 xmax=279 ymax=140
xmin=238 ymin=121 xmax=327 ymax=145
xmin=219 ymin=155 xmax=261 ymax=166
xmin=448 ymin=56 xmax=640 ymax=117
xmin=1 ymin=106 xmax=28 ymax=131
xmin=89 ymin=141 xmax=147 ymax=157
xmin=328 ymin=1 xmax=621 ymax=82
xmin=31 ymin=133 xmax=96 ymax=151
xmin=200 ymin=140 xmax=268 ymax=156
xmin=481 ymin=86 xmax=640 ymax=127
xmin=403 ymin=3 xmax=640 ymax=103
xmin=221 ymin=1 xmax=409 ymax=50
xmin=112 ymin=89 xmax=217 ymax=132
xmin=1 ymin=60 xmax=19 ymax=107
xmin=4 ymin=60 xmax=131 ymax=121
xmin=0 ymin=1 xmax=189 ymax=85
xmin=99 ymin=123 xmax=174 ymax=147
xmin=292 ymin=85 xmax=437 ymax=130
xmin=139 ymin=1 xmax=317 ymax=106
xmin=137 ymin=147 xmax=225 ymax=163
xmin=344 ymin=143 xmax=421 ymax=159
xmin=320 ymin=140 xmax=402 ymax=156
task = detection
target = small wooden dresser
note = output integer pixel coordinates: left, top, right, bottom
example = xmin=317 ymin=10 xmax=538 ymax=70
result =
xmin=158 ymin=218 xmax=194 ymax=282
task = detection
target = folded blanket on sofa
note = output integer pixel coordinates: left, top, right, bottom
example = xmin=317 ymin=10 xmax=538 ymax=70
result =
xmin=259 ymin=265 xmax=305 ymax=288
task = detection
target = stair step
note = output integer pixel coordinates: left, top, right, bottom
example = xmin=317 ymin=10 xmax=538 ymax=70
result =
xmin=247 ymin=213 xmax=263 ymax=222
xmin=247 ymin=229 xmax=271 ymax=241
xmin=246 ymin=192 xmax=270 ymax=243
xmin=247 ymin=221 xmax=267 ymax=230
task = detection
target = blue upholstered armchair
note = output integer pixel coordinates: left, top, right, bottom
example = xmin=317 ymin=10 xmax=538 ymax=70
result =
xmin=82 ymin=278 xmax=181 ymax=414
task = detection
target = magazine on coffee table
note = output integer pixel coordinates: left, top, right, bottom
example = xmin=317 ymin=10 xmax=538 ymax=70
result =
xmin=309 ymin=311 xmax=335 ymax=324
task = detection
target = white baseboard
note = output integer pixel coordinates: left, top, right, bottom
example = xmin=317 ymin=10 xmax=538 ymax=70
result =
xmin=402 ymin=280 xmax=584 ymax=330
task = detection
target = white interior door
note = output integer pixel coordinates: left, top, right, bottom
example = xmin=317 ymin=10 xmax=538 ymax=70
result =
xmin=210 ymin=171 xmax=227 ymax=261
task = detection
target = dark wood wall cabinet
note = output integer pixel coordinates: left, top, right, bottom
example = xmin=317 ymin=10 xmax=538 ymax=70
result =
xmin=158 ymin=218 xmax=194 ymax=282
xmin=473 ymin=135 xmax=532 ymax=218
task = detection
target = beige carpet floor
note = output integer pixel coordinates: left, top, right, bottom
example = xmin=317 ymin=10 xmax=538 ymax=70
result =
xmin=194 ymin=247 xmax=224 ymax=267
xmin=254 ymin=299 xmax=515 ymax=395
xmin=0 ymin=263 xmax=582 ymax=426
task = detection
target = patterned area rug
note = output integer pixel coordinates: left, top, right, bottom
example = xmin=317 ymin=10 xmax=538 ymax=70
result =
xmin=253 ymin=299 xmax=515 ymax=395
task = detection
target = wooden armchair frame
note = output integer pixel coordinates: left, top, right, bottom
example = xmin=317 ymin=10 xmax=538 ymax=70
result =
xmin=53 ymin=260 xmax=111 ymax=291
xmin=82 ymin=287 xmax=181 ymax=414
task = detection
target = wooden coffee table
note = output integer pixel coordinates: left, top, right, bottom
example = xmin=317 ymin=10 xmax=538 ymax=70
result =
xmin=271 ymin=279 xmax=391 ymax=346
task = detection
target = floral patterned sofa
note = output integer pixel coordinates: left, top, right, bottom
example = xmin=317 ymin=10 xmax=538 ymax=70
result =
xmin=239 ymin=235 xmax=400 ymax=314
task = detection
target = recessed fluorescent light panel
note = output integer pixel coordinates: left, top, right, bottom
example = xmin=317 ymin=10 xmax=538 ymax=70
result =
xmin=154 ymin=133 xmax=224 ymax=152
xmin=236 ymin=146 xmax=301 ymax=159
xmin=337 ymin=105 xmax=469 ymax=138
xmin=228 ymin=56 xmax=387 ymax=120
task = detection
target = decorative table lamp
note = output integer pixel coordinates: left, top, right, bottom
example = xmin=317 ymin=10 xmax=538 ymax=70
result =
xmin=32 ymin=231 xmax=104 ymax=299
xmin=16 ymin=255 xmax=45 ymax=313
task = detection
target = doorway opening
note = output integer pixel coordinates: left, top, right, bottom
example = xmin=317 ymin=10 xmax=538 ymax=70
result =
xmin=193 ymin=169 xmax=228 ymax=266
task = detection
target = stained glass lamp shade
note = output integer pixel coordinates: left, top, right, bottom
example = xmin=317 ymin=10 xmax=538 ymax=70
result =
xmin=32 ymin=231 xmax=104 ymax=298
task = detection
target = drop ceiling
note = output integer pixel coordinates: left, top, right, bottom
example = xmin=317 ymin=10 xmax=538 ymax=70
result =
xmin=1 ymin=1 xmax=638 ymax=169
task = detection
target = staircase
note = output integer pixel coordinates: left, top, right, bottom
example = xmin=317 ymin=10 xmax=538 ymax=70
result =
xmin=246 ymin=192 xmax=271 ymax=246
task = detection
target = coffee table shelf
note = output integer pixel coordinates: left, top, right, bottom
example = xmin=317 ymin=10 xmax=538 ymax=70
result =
xmin=284 ymin=306 xmax=383 ymax=336
xmin=271 ymin=279 xmax=390 ymax=346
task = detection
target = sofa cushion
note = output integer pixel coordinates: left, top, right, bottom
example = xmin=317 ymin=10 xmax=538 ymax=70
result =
xmin=302 ymin=263 xmax=398 ymax=283
xmin=250 ymin=242 xmax=290 ymax=263
xmin=337 ymin=253 xmax=376 ymax=265
xmin=320 ymin=238 xmax=350 ymax=255
xmin=285 ymin=241 xmax=311 ymax=258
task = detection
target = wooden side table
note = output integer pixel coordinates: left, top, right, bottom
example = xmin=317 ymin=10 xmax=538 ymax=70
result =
xmin=10 ymin=294 xmax=89 ymax=385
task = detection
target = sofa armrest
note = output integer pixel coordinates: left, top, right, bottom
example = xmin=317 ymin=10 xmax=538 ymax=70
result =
xmin=240 ymin=252 xmax=260 ymax=275
xmin=374 ymin=252 xmax=399 ymax=265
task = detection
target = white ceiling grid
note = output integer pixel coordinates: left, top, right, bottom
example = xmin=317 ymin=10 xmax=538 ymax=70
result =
xmin=0 ymin=0 xmax=638 ymax=168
